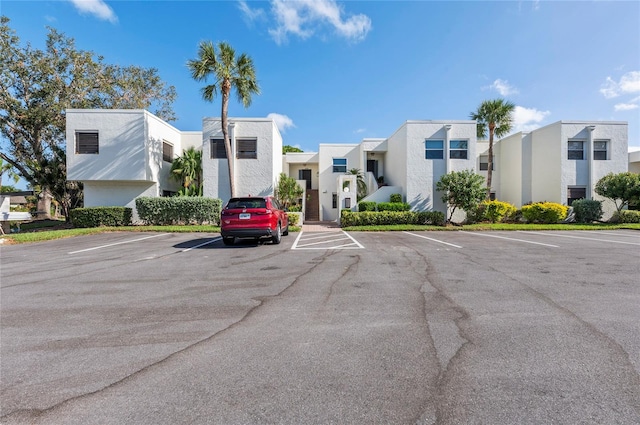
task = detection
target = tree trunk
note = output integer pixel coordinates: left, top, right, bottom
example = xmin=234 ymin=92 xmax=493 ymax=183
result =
xmin=37 ymin=189 xmax=53 ymax=219
xmin=221 ymin=79 xmax=235 ymax=198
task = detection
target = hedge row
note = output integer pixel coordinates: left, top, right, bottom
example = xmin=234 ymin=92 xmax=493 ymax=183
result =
xmin=571 ymin=199 xmax=603 ymax=223
xmin=521 ymin=202 xmax=569 ymax=224
xmin=611 ymin=210 xmax=640 ymax=223
xmin=357 ymin=201 xmax=411 ymax=212
xmin=341 ymin=210 xmax=445 ymax=227
xmin=70 ymin=207 xmax=132 ymax=228
xmin=135 ymin=197 xmax=221 ymax=225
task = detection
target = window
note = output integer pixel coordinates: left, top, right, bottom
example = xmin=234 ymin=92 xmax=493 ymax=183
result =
xmin=162 ymin=190 xmax=177 ymax=197
xmin=210 ymin=139 xmax=227 ymax=159
xmin=450 ymin=140 xmax=468 ymax=159
xmin=237 ymin=138 xmax=257 ymax=159
xmin=76 ymin=132 xmax=99 ymax=154
xmin=568 ymin=140 xmax=584 ymax=160
xmin=162 ymin=141 xmax=174 ymax=163
xmin=479 ymin=155 xmax=494 ymax=170
xmin=425 ymin=140 xmax=444 ymax=159
xmin=332 ymin=158 xmax=347 ymax=173
xmin=567 ymin=187 xmax=586 ymax=206
xmin=332 ymin=193 xmax=338 ymax=209
xmin=593 ymin=140 xmax=608 ymax=160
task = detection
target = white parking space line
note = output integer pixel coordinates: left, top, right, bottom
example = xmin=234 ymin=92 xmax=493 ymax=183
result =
xmin=292 ymin=231 xmax=364 ymax=250
xmin=459 ymin=231 xmax=559 ymax=248
xmin=403 ymin=232 xmax=462 ymax=248
xmin=68 ymin=233 xmax=170 ymax=254
xmin=520 ymin=231 xmax=640 ymax=246
xmin=180 ymin=237 xmax=222 ymax=252
xmin=576 ymin=230 xmax=640 ymax=238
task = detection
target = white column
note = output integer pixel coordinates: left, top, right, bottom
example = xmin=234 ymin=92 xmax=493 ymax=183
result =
xmin=587 ymin=125 xmax=596 ymax=199
xmin=444 ymin=124 xmax=452 ymax=174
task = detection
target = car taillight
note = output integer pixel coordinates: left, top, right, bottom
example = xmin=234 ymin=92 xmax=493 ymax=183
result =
xmin=221 ymin=210 xmax=234 ymax=216
xmin=255 ymin=209 xmax=272 ymax=215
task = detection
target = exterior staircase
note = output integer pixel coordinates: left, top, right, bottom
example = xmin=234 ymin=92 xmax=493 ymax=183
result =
xmin=305 ymin=189 xmax=320 ymax=221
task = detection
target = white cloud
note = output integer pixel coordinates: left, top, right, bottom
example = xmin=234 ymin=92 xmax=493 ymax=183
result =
xmin=512 ymin=105 xmax=551 ymax=132
xmin=266 ymin=0 xmax=372 ymax=44
xmin=486 ymin=79 xmax=519 ymax=96
xmin=600 ymin=71 xmax=640 ymax=99
xmin=68 ymin=0 xmax=117 ymax=23
xmin=267 ymin=113 xmax=296 ymax=133
xmin=614 ymin=103 xmax=639 ymax=111
xmin=238 ymin=0 xmax=266 ymax=23
xmin=354 ymin=128 xmax=366 ymax=134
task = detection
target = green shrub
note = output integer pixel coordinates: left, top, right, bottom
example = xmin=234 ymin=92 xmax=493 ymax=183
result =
xmin=571 ymin=199 xmax=603 ymax=223
xmin=358 ymin=201 xmax=377 ymax=212
xmin=611 ymin=210 xmax=640 ymax=223
xmin=135 ymin=197 xmax=221 ymax=225
xmin=521 ymin=202 xmax=568 ymax=224
xmin=70 ymin=207 xmax=132 ymax=228
xmin=483 ymin=200 xmax=517 ymax=223
xmin=287 ymin=212 xmax=301 ymax=226
xmin=340 ymin=210 xmax=445 ymax=226
xmin=390 ymin=193 xmax=402 ymax=203
xmin=287 ymin=204 xmax=302 ymax=212
xmin=377 ymin=202 xmax=411 ymax=212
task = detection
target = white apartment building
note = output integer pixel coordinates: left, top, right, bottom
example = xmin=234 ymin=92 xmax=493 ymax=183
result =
xmin=66 ymin=110 xmax=632 ymax=223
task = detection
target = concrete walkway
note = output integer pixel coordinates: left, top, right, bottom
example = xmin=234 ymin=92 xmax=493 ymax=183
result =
xmin=301 ymin=221 xmax=342 ymax=232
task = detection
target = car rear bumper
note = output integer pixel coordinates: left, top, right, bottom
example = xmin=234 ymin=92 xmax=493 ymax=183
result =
xmin=221 ymin=227 xmax=274 ymax=239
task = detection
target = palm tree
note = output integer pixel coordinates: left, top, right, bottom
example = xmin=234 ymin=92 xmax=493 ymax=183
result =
xmin=170 ymin=147 xmax=203 ymax=196
xmin=470 ymin=99 xmax=515 ymax=199
xmin=187 ymin=41 xmax=260 ymax=198
xmin=347 ymin=168 xmax=368 ymax=201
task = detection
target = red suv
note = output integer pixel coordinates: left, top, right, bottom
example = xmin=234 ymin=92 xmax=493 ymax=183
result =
xmin=220 ymin=196 xmax=289 ymax=245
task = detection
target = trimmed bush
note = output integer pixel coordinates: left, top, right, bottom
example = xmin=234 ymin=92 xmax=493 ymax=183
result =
xmin=377 ymin=202 xmax=411 ymax=212
xmin=571 ymin=199 xmax=603 ymax=223
xmin=482 ymin=200 xmax=517 ymax=223
xmin=358 ymin=201 xmax=377 ymax=212
xmin=390 ymin=193 xmax=402 ymax=203
xmin=135 ymin=197 xmax=221 ymax=225
xmin=611 ymin=210 xmax=640 ymax=223
xmin=70 ymin=207 xmax=132 ymax=228
xmin=287 ymin=212 xmax=302 ymax=226
xmin=340 ymin=210 xmax=445 ymax=227
xmin=521 ymin=202 xmax=568 ymax=224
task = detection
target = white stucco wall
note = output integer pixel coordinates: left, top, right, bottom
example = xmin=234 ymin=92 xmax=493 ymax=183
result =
xmin=629 ymin=150 xmax=640 ymax=173
xmin=202 ymin=118 xmax=281 ymax=204
xmin=67 ymin=110 xmax=149 ymax=181
xmin=530 ymin=121 xmax=562 ymax=204
xmin=494 ymin=134 xmax=522 ymax=206
xmin=83 ymin=181 xmax=158 ymax=223
xmin=318 ymin=144 xmax=360 ymax=221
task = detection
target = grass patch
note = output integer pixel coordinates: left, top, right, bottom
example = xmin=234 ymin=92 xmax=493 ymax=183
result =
xmin=1 ymin=224 xmax=302 ymax=245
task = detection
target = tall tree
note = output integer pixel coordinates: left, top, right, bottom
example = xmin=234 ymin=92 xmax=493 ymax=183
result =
xmin=170 ymin=147 xmax=203 ymax=196
xmin=187 ymin=41 xmax=260 ymax=198
xmin=470 ymin=99 xmax=515 ymax=199
xmin=0 ymin=17 xmax=176 ymax=220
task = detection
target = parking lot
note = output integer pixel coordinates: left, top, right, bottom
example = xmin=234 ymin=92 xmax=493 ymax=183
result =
xmin=2 ymin=229 xmax=639 ymax=424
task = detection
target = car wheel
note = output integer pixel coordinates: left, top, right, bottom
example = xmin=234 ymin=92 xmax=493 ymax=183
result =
xmin=222 ymin=236 xmax=234 ymax=246
xmin=272 ymin=223 xmax=282 ymax=244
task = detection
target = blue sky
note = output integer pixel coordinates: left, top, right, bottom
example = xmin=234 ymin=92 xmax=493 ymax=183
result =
xmin=2 ymin=0 xmax=639 ymax=188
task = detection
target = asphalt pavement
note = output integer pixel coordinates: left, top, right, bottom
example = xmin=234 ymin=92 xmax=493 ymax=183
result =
xmin=1 ymin=229 xmax=639 ymax=424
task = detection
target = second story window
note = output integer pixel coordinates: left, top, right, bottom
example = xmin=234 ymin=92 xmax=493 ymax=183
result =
xmin=210 ymin=138 xmax=227 ymax=159
xmin=162 ymin=141 xmax=174 ymax=163
xmin=449 ymin=140 xmax=468 ymax=159
xmin=425 ymin=140 xmax=444 ymax=159
xmin=593 ymin=140 xmax=608 ymax=160
xmin=568 ymin=140 xmax=584 ymax=160
xmin=332 ymin=158 xmax=347 ymax=173
xmin=237 ymin=139 xmax=257 ymax=159
xmin=76 ymin=131 xmax=99 ymax=154
xmin=479 ymin=155 xmax=494 ymax=170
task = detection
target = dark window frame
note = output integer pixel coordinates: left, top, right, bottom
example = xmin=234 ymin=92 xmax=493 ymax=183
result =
xmin=332 ymin=158 xmax=347 ymax=173
xmin=567 ymin=187 xmax=587 ymax=206
xmin=449 ymin=139 xmax=468 ymax=160
xmin=568 ymin=140 xmax=585 ymax=160
xmin=162 ymin=141 xmax=174 ymax=163
xmin=479 ymin=154 xmax=494 ymax=170
xmin=236 ymin=138 xmax=258 ymax=159
xmin=75 ymin=131 xmax=99 ymax=154
xmin=332 ymin=193 xmax=338 ymax=209
xmin=425 ymin=139 xmax=444 ymax=160
xmin=593 ymin=140 xmax=608 ymax=161
xmin=210 ymin=138 xmax=227 ymax=159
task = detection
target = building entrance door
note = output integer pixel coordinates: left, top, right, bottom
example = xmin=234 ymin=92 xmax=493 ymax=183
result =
xmin=299 ymin=169 xmax=312 ymax=189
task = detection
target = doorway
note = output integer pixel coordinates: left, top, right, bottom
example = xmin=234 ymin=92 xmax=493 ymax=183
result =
xmin=299 ymin=169 xmax=312 ymax=189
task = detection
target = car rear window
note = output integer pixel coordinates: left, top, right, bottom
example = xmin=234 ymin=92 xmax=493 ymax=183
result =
xmin=226 ymin=198 xmax=267 ymax=209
